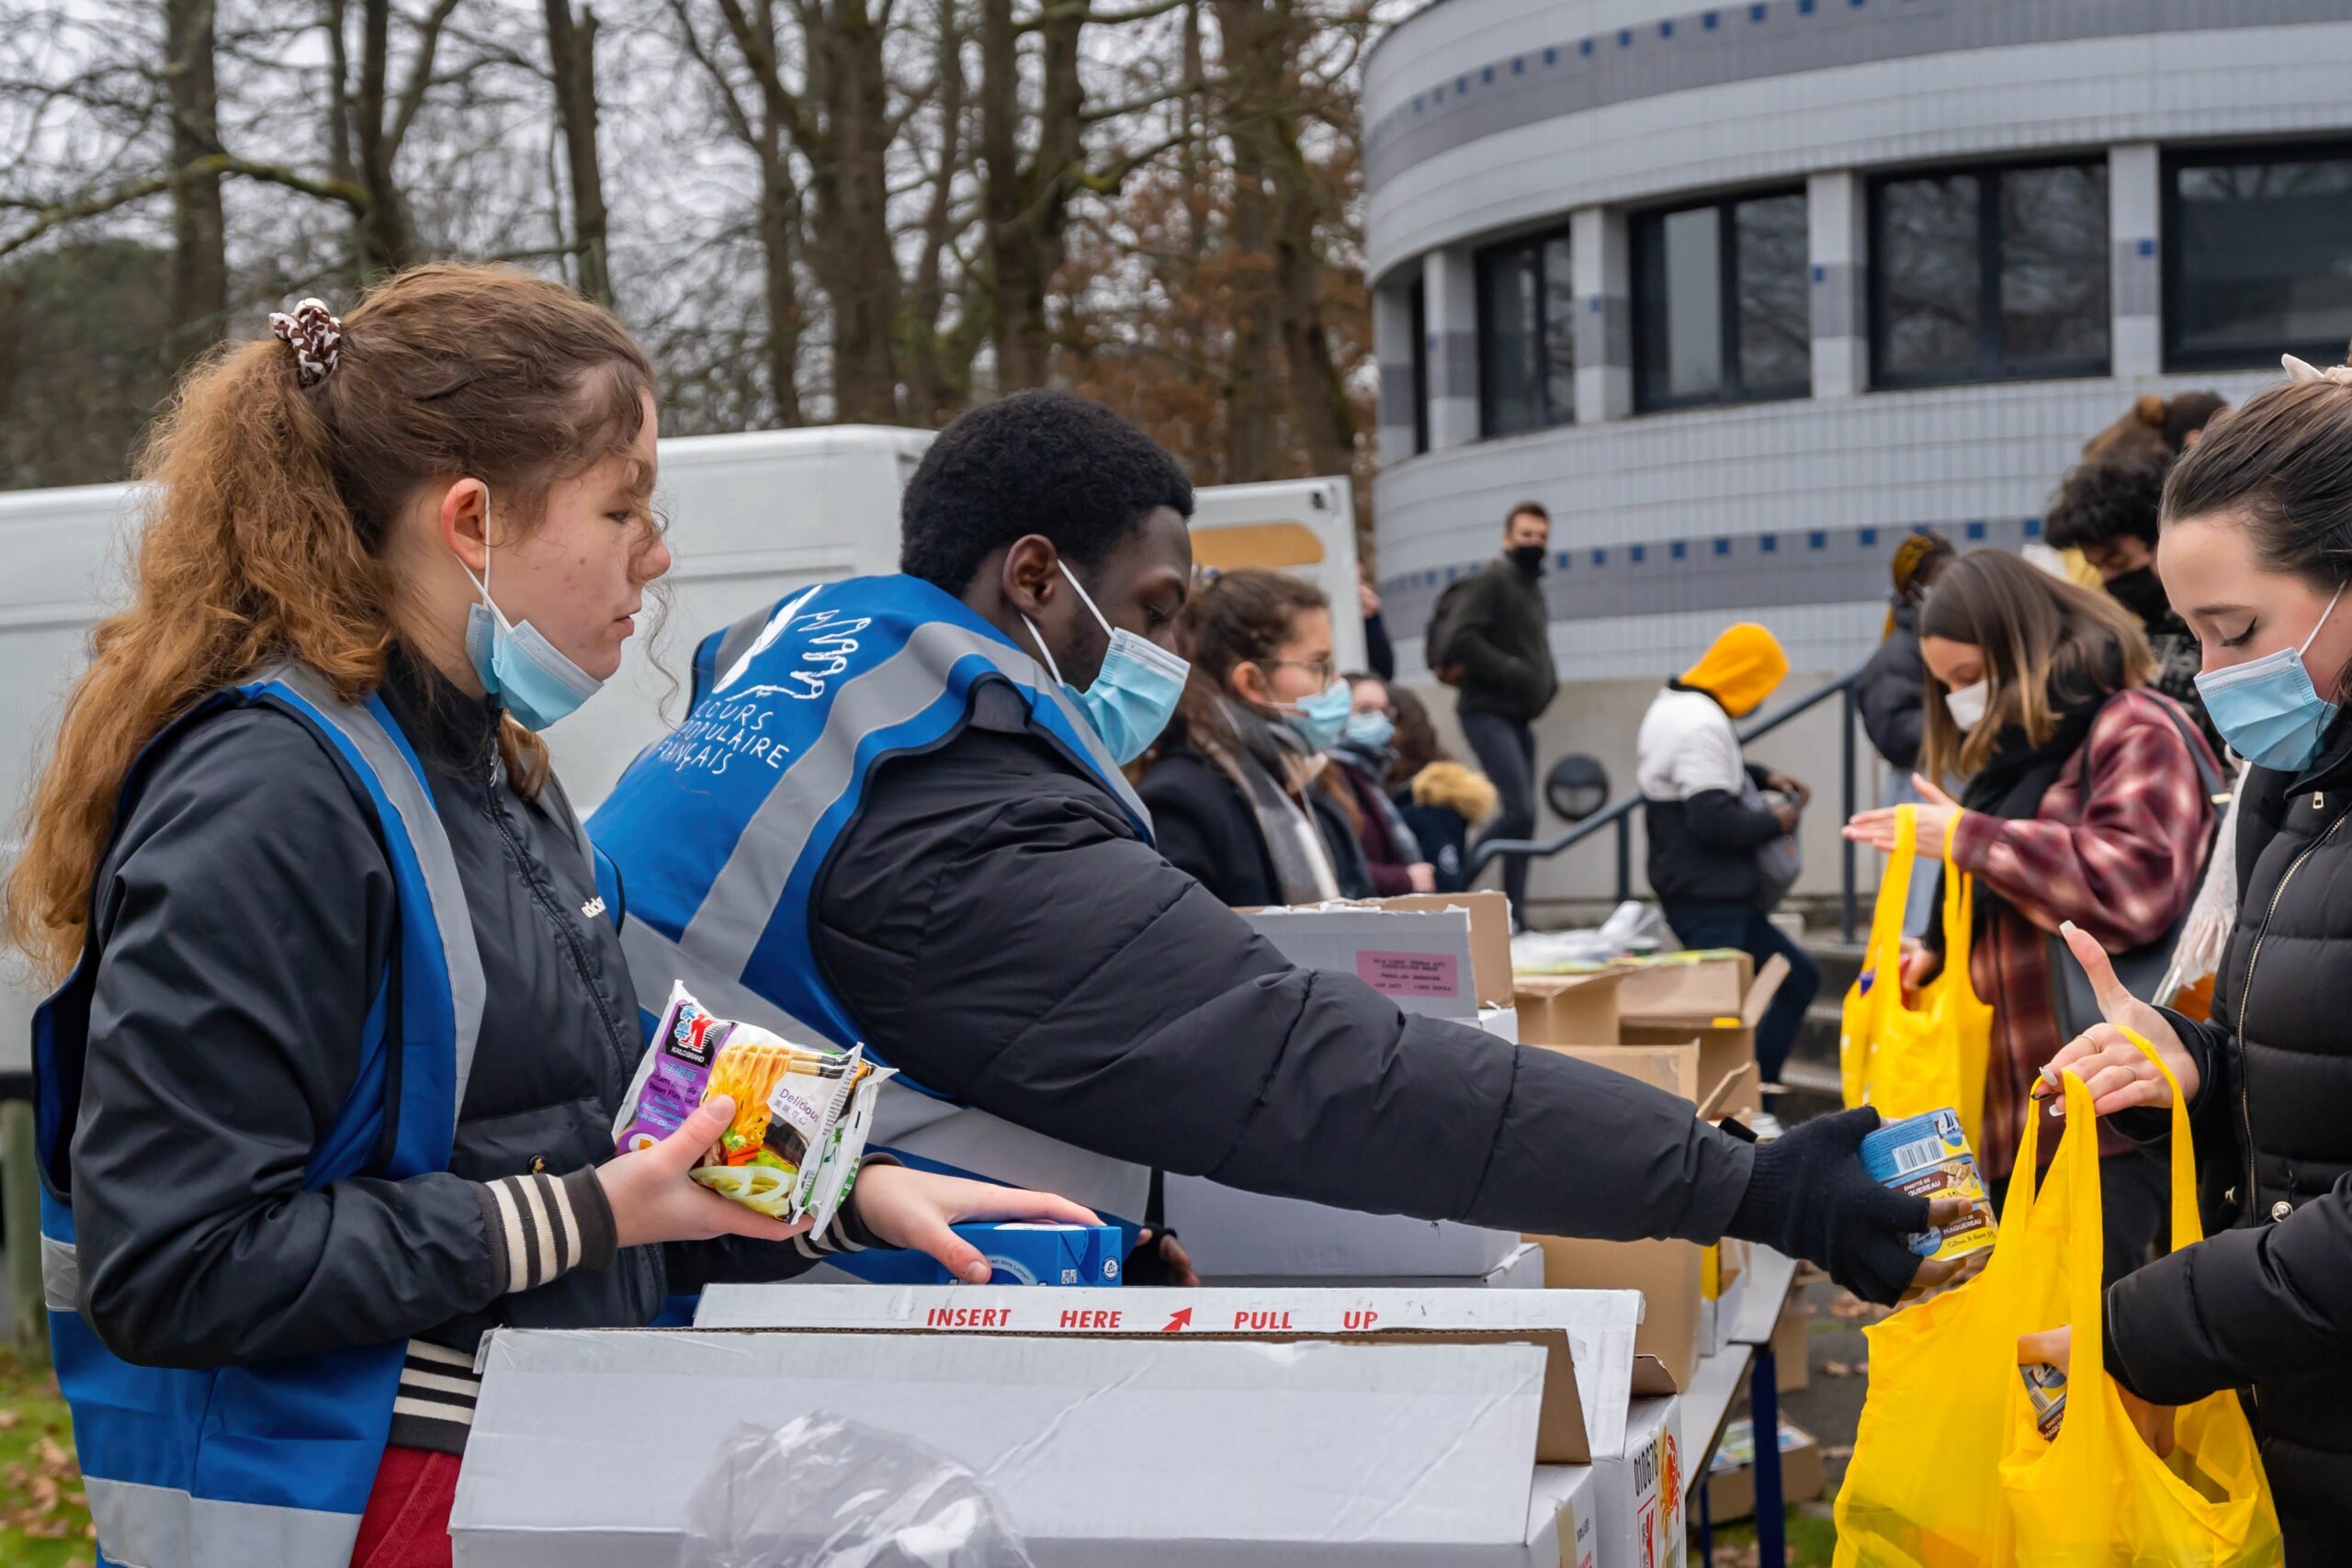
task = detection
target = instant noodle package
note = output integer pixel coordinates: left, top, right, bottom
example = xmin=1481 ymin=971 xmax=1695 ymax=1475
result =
xmin=613 ymin=981 xmax=893 ymax=1231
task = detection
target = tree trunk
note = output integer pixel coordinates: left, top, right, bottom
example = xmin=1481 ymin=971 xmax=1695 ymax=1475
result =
xmin=803 ymin=0 xmax=900 ymax=422
xmin=977 ymin=0 xmax=1033 ymax=389
xmin=544 ymin=0 xmax=613 ymax=306
xmin=352 ymin=0 xmax=416 ymax=276
xmin=903 ymin=0 xmax=964 ymax=423
xmin=756 ymin=124 xmax=806 ymax=425
xmin=1215 ymin=0 xmax=1277 ymax=480
xmin=980 ymin=0 xmax=1085 ymax=391
xmin=164 ymin=0 xmax=228 ymax=367
xmin=1269 ymin=104 xmax=1352 ymax=477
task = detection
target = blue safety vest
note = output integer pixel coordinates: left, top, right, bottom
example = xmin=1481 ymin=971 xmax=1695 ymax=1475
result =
xmin=33 ymin=664 xmax=618 ymax=1568
xmin=590 ymin=574 xmax=1159 ymax=1227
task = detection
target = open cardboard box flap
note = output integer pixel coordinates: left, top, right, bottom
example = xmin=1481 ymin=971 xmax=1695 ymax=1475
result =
xmin=1518 ymin=1042 xmax=1748 ymax=1397
xmin=453 ymin=1329 xmax=1569 ymax=1567
xmin=1617 ymin=952 xmax=1789 ymax=1029
xmin=691 ymin=1282 xmax=1645 ymax=1463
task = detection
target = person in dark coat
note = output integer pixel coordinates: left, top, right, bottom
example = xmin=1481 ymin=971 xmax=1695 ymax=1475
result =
xmin=1321 ymin=672 xmax=1436 ymax=896
xmin=1437 ymin=502 xmax=1560 ymax=928
xmin=3 ymin=269 xmax=1090 ymax=1568
xmin=1139 ymin=569 xmax=1374 ymax=906
xmin=2041 ymin=360 xmax=2352 ymax=1554
xmin=1384 ymin=685 xmax=1496 ymax=894
xmin=1855 ymin=532 xmax=1955 ymax=777
xmin=625 ymin=391 xmax=1960 ymax=1316
xmin=1359 ymin=569 xmax=1396 ymax=682
xmin=1854 ymin=532 xmax=1956 ymax=935
xmin=2043 ymin=447 xmax=2225 ymax=759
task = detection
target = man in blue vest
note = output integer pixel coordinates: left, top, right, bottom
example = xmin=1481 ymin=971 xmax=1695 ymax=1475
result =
xmin=592 ymin=391 xmax=1953 ymax=1304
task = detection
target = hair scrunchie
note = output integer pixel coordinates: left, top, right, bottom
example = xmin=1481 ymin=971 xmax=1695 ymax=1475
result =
xmin=268 ymin=298 xmax=344 ymax=388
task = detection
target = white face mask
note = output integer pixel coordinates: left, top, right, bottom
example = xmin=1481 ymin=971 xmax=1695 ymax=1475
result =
xmin=1943 ymin=678 xmax=1990 ymax=733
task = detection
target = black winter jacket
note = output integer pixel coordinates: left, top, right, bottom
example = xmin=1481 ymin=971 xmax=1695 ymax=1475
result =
xmin=1450 ymin=558 xmax=1558 ymax=723
xmin=2106 ymin=715 xmax=2352 ymax=1540
xmin=813 ymin=679 xmax=1756 ymax=1246
xmin=66 ymin=653 xmax=865 ymax=1453
xmin=1138 ymin=742 xmax=1373 ymax=908
xmin=1856 ymin=603 xmax=1928 ymax=773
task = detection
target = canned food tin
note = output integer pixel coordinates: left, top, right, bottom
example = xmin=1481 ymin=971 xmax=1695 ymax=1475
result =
xmin=1859 ymin=1108 xmax=1998 ymax=1262
xmin=2020 ymin=1359 xmax=2067 ymax=1441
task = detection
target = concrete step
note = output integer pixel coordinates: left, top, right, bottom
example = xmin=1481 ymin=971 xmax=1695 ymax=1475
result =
xmin=1791 ymin=998 xmax=1843 ymax=1077
xmin=1804 ymin=939 xmax=1869 ymax=1004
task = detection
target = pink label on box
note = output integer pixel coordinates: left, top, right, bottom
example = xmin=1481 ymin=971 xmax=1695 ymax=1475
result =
xmin=1356 ymin=950 xmax=1462 ymax=998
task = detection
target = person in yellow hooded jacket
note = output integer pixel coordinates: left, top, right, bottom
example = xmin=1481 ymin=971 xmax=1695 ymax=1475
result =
xmin=1635 ymin=623 xmax=1819 ymax=1092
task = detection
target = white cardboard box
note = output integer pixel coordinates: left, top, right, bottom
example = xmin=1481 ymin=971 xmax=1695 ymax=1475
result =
xmin=1596 ymin=1395 xmax=1687 ymax=1568
xmin=1534 ymin=1463 xmax=1600 ymax=1568
xmin=1164 ymin=1171 xmax=1521 ymax=1279
xmin=451 ymin=1329 xmax=1582 ymax=1567
xmin=691 ymin=1280 xmax=1642 ymax=1462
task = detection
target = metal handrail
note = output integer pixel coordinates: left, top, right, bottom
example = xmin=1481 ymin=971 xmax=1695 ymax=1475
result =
xmin=1468 ymin=665 xmax=1870 ymax=942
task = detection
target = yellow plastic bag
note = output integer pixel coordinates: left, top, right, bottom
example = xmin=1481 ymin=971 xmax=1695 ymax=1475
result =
xmin=1840 ymin=804 xmax=1994 ymax=1148
xmin=1836 ymin=1036 xmax=2282 ymax=1567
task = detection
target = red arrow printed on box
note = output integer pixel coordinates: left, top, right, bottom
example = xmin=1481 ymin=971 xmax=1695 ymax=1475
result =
xmin=1162 ymin=1308 xmax=1192 ymax=1332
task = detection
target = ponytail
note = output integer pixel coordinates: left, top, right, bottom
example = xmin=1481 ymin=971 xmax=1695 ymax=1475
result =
xmin=4 ymin=341 xmax=391 ymax=979
xmin=6 ymin=263 xmax=655 ymax=982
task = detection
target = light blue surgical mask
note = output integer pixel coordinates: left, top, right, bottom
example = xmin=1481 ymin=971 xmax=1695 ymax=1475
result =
xmin=1343 ymin=709 xmax=1396 ymax=750
xmin=1022 ymin=560 xmax=1190 ymax=766
xmin=458 ymin=489 xmax=605 ymax=731
xmin=2195 ymin=585 xmax=2345 ymax=773
xmin=1283 ymin=679 xmax=1353 ymax=752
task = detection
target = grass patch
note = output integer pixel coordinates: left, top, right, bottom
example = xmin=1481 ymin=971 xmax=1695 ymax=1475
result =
xmin=0 ymin=1350 xmax=92 ymax=1568
xmin=1694 ymin=1507 xmax=1838 ymax=1567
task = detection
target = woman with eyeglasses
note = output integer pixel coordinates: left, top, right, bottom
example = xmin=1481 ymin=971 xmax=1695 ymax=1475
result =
xmin=1137 ymin=569 xmax=1374 ymax=906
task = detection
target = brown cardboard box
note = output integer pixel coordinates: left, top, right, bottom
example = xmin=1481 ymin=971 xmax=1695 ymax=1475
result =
xmin=1705 ymin=1416 xmax=1826 ymax=1522
xmin=1363 ymin=890 xmax=1516 ymax=1008
xmin=1618 ymin=953 xmax=1789 ymax=1118
xmin=1773 ymin=1299 xmax=1810 ymax=1393
xmin=1511 ymin=969 xmax=1625 ymax=1045
xmin=1522 ymin=1043 xmax=1748 ymax=1394
xmin=1611 ymin=949 xmax=1754 ymax=1017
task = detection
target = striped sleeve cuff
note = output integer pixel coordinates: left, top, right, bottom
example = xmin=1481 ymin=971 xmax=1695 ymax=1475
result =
xmin=474 ymin=1169 xmax=619 ymax=1295
xmin=792 ymin=1154 xmax=899 ymax=1259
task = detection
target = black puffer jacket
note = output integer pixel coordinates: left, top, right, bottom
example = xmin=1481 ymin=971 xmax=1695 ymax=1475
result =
xmin=815 ymin=680 xmax=1756 ymax=1244
xmin=1855 ymin=601 xmax=1928 ymax=773
xmin=65 ymin=652 xmax=860 ymax=1453
xmin=2106 ymin=715 xmax=2352 ymax=1543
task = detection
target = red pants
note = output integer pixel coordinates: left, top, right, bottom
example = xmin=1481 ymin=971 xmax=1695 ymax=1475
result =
xmin=350 ymin=1445 xmax=461 ymax=1568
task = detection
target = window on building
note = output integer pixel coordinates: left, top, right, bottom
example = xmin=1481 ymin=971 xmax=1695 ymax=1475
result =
xmin=2165 ymin=142 xmax=2352 ymax=370
xmin=1477 ymin=228 xmax=1574 ymax=435
xmin=1871 ymin=161 xmax=2109 ymax=388
xmin=1408 ymin=277 xmax=1430 ymax=455
xmin=1633 ymin=189 xmax=1810 ymax=410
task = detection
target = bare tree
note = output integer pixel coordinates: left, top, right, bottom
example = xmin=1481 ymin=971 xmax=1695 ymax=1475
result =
xmin=542 ymin=0 xmax=611 ymax=304
xmin=163 ymin=0 xmax=228 ymax=361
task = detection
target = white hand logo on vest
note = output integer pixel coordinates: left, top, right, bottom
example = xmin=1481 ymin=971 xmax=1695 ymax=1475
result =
xmin=656 ymin=608 xmax=872 ymax=779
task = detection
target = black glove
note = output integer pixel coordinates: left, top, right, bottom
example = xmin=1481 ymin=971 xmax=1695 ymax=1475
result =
xmin=1724 ymin=1107 xmax=1930 ymax=1305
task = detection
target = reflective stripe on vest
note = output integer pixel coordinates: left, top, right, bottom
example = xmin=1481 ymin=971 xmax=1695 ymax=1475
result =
xmin=592 ymin=576 xmax=1157 ymax=1223
xmin=34 ymin=668 xmax=487 ymax=1568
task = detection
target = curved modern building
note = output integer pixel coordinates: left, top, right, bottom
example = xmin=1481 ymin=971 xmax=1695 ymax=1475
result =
xmin=1363 ymin=0 xmax=2352 ymax=906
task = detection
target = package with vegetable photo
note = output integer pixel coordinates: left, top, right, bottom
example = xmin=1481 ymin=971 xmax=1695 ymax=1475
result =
xmin=613 ymin=981 xmax=894 ymax=1231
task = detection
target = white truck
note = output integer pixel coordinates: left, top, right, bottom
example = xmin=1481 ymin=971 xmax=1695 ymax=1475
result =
xmin=0 ymin=424 xmax=1359 ymax=1086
